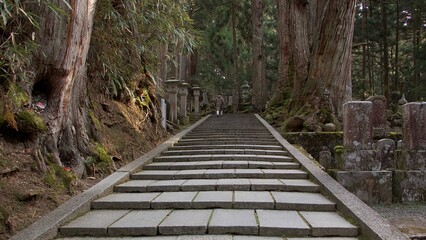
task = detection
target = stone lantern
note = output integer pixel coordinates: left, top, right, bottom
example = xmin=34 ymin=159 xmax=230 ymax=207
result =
xmin=241 ymin=81 xmax=251 ymax=103
xmin=192 ymin=85 xmax=201 ymax=116
xmin=179 ymin=82 xmax=190 ymax=118
xmin=164 ymin=79 xmax=180 ymax=123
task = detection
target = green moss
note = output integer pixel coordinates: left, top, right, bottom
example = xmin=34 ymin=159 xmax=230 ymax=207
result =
xmin=16 ymin=110 xmax=47 ymax=132
xmin=89 ymin=111 xmax=102 ymax=130
xmin=7 ymin=83 xmax=29 ymax=109
xmin=93 ymin=143 xmax=113 ymax=172
xmin=334 ymin=145 xmax=344 ymax=153
xmin=43 ymin=162 xmax=76 ymax=193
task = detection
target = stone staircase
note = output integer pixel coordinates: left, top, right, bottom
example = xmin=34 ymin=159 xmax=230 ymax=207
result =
xmin=58 ymin=114 xmax=359 ymax=239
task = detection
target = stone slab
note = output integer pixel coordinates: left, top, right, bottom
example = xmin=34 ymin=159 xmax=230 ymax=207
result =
xmin=257 ymin=155 xmax=293 ymax=162
xmin=114 ymin=180 xmax=156 ymax=192
xmin=195 ymin=161 xmax=223 ymax=169
xmin=208 ymin=209 xmax=258 ymax=235
xmin=170 ymin=162 xmax=199 ymax=170
xmin=280 ymin=179 xmax=320 ymax=193
xmin=144 ymin=162 xmax=173 ymax=170
xmin=248 ymin=161 xmax=274 ymax=169
xmin=108 ymin=210 xmax=171 ymax=236
xmin=175 ymin=169 xmax=207 ymax=179
xmin=178 ymin=235 xmax=233 ymax=240
xmin=234 ymin=191 xmax=275 ymax=209
xmin=235 ymin=169 xmax=264 ymax=178
xmin=300 ymin=211 xmax=358 ymax=237
xmin=257 ymin=210 xmax=310 ymax=236
xmin=222 ymin=161 xmax=249 ymax=168
xmin=204 ymin=169 xmax=235 ymax=178
xmin=393 ymin=170 xmax=426 ymax=202
xmin=193 ymin=191 xmax=233 ymax=208
xmin=132 ymin=170 xmax=179 ymax=180
xmin=233 ymin=237 xmax=282 ymax=240
xmin=249 ymin=179 xmax=285 ymax=191
xmin=151 ymin=192 xmax=198 ymax=209
xmin=181 ymin=179 xmax=218 ymax=191
xmin=92 ymin=193 xmax=161 ymax=209
xmin=272 ymin=162 xmax=300 ymax=169
xmin=60 ymin=210 xmax=129 ymax=236
xmin=271 ymin=192 xmax=335 ymax=211
xmin=159 ymin=210 xmax=212 ymax=235
xmin=262 ymin=169 xmax=308 ymax=179
xmin=147 ymin=180 xmax=187 ymax=192
xmin=217 ymin=178 xmax=251 ymax=191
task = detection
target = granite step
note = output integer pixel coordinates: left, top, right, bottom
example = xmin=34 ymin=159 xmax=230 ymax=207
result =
xmin=161 ymin=149 xmax=290 ymax=156
xmin=168 ymin=144 xmax=284 ymax=151
xmin=90 ymin=191 xmax=336 ymax=211
xmin=59 ymin=237 xmax=359 ymax=240
xmin=153 ymin=154 xmax=294 ymax=163
xmin=59 ymin=209 xmax=358 ymax=237
xmin=143 ymin=161 xmax=300 ymax=170
xmin=114 ymin=179 xmax=320 ymax=193
xmin=174 ymin=139 xmax=279 ymax=145
xmin=131 ymin=169 xmax=308 ymax=180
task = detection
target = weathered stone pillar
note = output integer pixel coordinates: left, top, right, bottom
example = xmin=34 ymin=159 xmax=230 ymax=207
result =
xmin=394 ymin=102 xmax=426 ymax=202
xmin=165 ymin=79 xmax=179 ymax=123
xmin=192 ymin=86 xmax=201 ymax=116
xmin=333 ymin=101 xmax=392 ymax=205
xmin=201 ymin=91 xmax=209 ymax=106
xmin=179 ymin=82 xmax=190 ymax=118
xmin=366 ymin=96 xmax=388 ymax=138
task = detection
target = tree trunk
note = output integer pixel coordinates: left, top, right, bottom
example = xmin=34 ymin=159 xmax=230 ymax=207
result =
xmin=271 ymin=0 xmax=356 ymax=130
xmin=158 ymin=42 xmax=168 ymax=83
xmin=381 ymin=2 xmax=390 ymax=100
xmin=394 ymin=0 xmax=400 ymax=92
xmin=34 ymin=0 xmax=97 ymax=177
xmin=251 ymin=0 xmax=268 ymax=111
xmin=231 ymin=0 xmax=240 ymax=113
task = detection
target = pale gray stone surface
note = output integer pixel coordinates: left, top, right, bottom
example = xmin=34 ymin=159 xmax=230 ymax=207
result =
xmin=217 ymin=178 xmax=251 ymax=190
xmin=144 ymin=162 xmax=173 ymax=170
xmin=222 ymin=161 xmax=249 ymax=168
xmin=257 ymin=155 xmax=293 ymax=162
xmin=132 ymin=170 xmax=179 ymax=180
xmin=178 ymin=235 xmax=232 ymax=240
xmin=248 ymin=161 xmax=274 ymax=169
xmin=272 ymin=162 xmax=300 ymax=169
xmin=192 ymin=191 xmax=233 ymax=208
xmin=262 ymin=169 xmax=308 ymax=179
xmin=151 ymin=192 xmax=198 ymax=209
xmin=280 ymin=179 xmax=320 ymax=192
xmin=92 ymin=193 xmax=161 ymax=209
xmin=204 ymin=169 xmax=235 ymax=178
xmin=174 ymin=169 xmax=207 ymax=179
xmin=114 ymin=180 xmax=156 ymax=192
xmin=233 ymin=191 xmax=275 ymax=209
xmin=181 ymin=179 xmax=218 ymax=191
xmin=256 ymin=210 xmax=310 ymax=236
xmin=271 ymin=192 xmax=335 ymax=211
xmin=249 ymin=179 xmax=285 ymax=191
xmin=159 ymin=210 xmax=212 ymax=235
xmin=146 ymin=180 xmax=187 ymax=192
xmin=208 ymin=209 xmax=258 ymax=235
xmin=233 ymin=236 xmax=283 ymax=240
xmin=108 ymin=210 xmax=171 ymax=236
xmin=195 ymin=161 xmax=223 ymax=169
xmin=300 ymin=211 xmax=358 ymax=237
xmin=170 ymin=162 xmax=199 ymax=170
xmin=235 ymin=169 xmax=264 ymax=178
xmin=60 ymin=210 xmax=129 ymax=236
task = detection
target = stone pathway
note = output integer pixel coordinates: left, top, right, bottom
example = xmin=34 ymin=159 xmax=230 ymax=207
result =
xmin=58 ymin=114 xmax=359 ymax=239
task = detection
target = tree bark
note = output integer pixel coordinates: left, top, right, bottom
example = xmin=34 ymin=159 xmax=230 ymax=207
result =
xmin=251 ymin=0 xmax=268 ymax=111
xmin=231 ymin=0 xmax=240 ymax=113
xmin=34 ymin=0 xmax=97 ymax=177
xmin=381 ymin=2 xmax=390 ymax=100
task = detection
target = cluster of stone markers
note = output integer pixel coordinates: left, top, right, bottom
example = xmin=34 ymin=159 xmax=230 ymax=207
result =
xmin=59 ymin=114 xmax=359 ymax=239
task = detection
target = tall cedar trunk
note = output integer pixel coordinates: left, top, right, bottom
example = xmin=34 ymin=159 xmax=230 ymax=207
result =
xmin=251 ymin=0 xmax=268 ymax=111
xmin=158 ymin=43 xmax=168 ymax=83
xmin=272 ymin=0 xmax=355 ymax=129
xmin=394 ymin=0 xmax=400 ymax=92
xmin=381 ymin=2 xmax=390 ymax=100
xmin=231 ymin=0 xmax=240 ymax=113
xmin=35 ymin=0 xmax=96 ymax=177
xmin=305 ymin=0 xmax=356 ymax=116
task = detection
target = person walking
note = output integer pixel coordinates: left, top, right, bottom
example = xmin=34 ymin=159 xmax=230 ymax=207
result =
xmin=215 ymin=94 xmax=226 ymax=117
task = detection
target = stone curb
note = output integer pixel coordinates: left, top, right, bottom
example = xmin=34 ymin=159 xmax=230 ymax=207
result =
xmin=255 ymin=114 xmax=410 ymax=240
xmin=10 ymin=115 xmax=211 ymax=240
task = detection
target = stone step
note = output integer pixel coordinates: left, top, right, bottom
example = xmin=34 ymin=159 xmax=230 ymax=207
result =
xmin=59 ymin=209 xmax=357 ymax=237
xmin=131 ymin=169 xmax=308 ymax=180
xmin=161 ymin=149 xmax=290 ymax=156
xmin=114 ymin=179 xmax=320 ymax=193
xmin=153 ymin=154 xmax=293 ymax=163
xmin=182 ymin=134 xmax=274 ymax=139
xmin=175 ymin=139 xmax=278 ymax=145
xmin=91 ymin=191 xmax=336 ymax=211
xmin=59 ymin=237 xmax=360 ymax=240
xmin=168 ymin=144 xmax=284 ymax=151
xmin=143 ymin=161 xmax=300 ymax=170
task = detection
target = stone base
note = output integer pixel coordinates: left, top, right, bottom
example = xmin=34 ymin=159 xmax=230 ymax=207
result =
xmin=396 ymin=150 xmax=426 ymax=170
xmin=393 ymin=170 xmax=426 ymax=203
xmin=336 ymin=150 xmax=381 ymax=171
xmin=330 ymin=170 xmax=392 ymax=205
